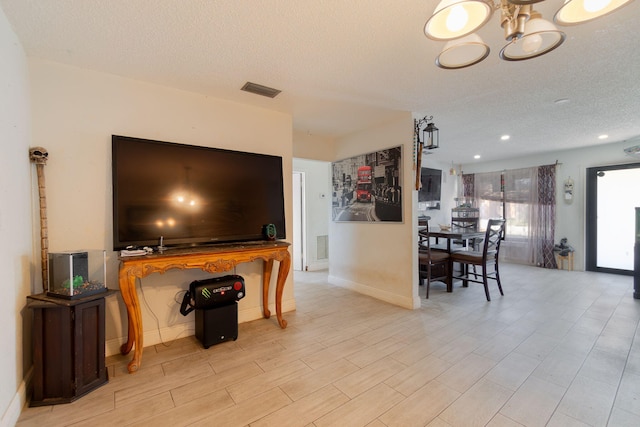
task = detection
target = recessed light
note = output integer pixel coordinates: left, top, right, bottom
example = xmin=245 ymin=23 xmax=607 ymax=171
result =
xmin=474 ymin=154 xmax=481 ymax=159
xmin=501 ymin=135 xmax=510 ymax=141
xmin=598 ymin=134 xmax=609 ymax=140
xmin=554 ymin=98 xmax=570 ymax=105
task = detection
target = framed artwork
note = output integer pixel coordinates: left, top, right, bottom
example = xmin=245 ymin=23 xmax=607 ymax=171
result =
xmin=331 ymin=145 xmax=403 ymax=222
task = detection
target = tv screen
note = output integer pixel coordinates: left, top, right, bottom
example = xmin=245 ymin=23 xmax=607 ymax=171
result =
xmin=111 ymin=135 xmax=286 ymax=250
xmin=419 ymin=167 xmax=442 ymax=208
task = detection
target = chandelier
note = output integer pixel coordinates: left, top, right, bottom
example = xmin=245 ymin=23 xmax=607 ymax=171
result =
xmin=424 ymin=0 xmax=635 ymax=69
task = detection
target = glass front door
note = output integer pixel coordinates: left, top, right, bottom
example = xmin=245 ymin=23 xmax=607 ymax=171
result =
xmin=586 ymin=163 xmax=640 ymax=274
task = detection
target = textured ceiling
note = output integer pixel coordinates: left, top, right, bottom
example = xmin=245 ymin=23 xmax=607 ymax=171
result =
xmin=2 ymin=0 xmax=639 ymax=163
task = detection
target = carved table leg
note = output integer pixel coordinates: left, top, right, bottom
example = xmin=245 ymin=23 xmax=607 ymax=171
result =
xmin=262 ymin=259 xmax=274 ymax=318
xmin=275 ymin=251 xmax=291 ymax=329
xmin=118 ymin=267 xmax=143 ymax=373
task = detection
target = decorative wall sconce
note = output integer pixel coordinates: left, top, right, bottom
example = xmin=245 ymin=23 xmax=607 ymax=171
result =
xmin=414 ymin=115 xmax=439 ymax=190
xmin=415 ymin=115 xmax=440 ymax=150
xmin=564 ymin=176 xmax=574 ymax=203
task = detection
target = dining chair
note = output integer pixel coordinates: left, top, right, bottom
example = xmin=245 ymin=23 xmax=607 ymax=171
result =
xmin=418 ymin=225 xmax=451 ymax=298
xmin=419 ymin=221 xmax=448 ymax=253
xmin=451 ymin=216 xmax=479 ymax=230
xmin=449 ymin=218 xmax=506 ymax=301
xmin=451 ymin=216 xmax=481 ymax=250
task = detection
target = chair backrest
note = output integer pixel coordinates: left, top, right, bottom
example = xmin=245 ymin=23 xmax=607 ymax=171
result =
xmin=451 ymin=216 xmax=479 ymax=230
xmin=482 ymin=218 xmax=506 ymax=260
xmin=418 ymin=222 xmax=430 ymax=253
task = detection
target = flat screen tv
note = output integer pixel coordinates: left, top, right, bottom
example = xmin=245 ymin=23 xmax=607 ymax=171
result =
xmin=418 ymin=167 xmax=442 ymax=209
xmin=111 ymin=135 xmax=286 ymax=250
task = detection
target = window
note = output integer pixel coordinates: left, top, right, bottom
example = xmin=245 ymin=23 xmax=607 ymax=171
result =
xmin=473 ymin=170 xmax=503 ymax=230
xmin=466 ymin=165 xmax=556 ymax=267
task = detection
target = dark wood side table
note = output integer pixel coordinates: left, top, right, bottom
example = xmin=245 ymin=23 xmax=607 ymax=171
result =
xmin=27 ymin=291 xmax=113 ymax=406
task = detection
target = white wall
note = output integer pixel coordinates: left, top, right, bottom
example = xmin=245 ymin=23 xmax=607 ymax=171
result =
xmin=0 ymin=6 xmax=33 ymax=426
xmin=329 ymin=114 xmax=420 ymax=309
xmin=293 ymin=158 xmax=331 ymax=271
xmin=293 ymin=130 xmax=336 ymax=161
xmin=28 ymin=59 xmax=295 ymax=357
xmin=462 ymin=140 xmax=639 ymax=270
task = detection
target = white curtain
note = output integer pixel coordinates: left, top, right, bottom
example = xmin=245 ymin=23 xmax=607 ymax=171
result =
xmin=473 ymin=170 xmax=503 ymax=229
xmin=502 ymin=167 xmax=538 ymax=264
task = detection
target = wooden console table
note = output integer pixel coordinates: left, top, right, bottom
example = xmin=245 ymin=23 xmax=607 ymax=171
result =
xmin=118 ymin=241 xmax=291 ymax=373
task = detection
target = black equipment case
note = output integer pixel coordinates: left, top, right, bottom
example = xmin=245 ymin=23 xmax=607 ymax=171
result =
xmin=179 ymin=275 xmax=246 ymax=348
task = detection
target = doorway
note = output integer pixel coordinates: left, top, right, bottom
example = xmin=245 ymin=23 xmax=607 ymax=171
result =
xmin=292 ymin=171 xmax=305 ymax=271
xmin=586 ymin=162 xmax=640 ymax=274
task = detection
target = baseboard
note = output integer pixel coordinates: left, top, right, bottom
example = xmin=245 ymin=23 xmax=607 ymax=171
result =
xmin=105 ymin=298 xmax=296 ymax=357
xmin=306 ymin=261 xmax=329 ymax=271
xmin=328 ymin=275 xmax=419 ymax=309
xmin=1 ymin=368 xmax=30 ymax=427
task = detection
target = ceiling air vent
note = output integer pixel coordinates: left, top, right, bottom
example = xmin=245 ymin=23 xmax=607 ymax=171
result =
xmin=241 ymin=82 xmax=281 ymax=98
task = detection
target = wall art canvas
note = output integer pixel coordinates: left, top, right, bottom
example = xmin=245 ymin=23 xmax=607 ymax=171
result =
xmin=331 ymin=145 xmax=403 ymax=222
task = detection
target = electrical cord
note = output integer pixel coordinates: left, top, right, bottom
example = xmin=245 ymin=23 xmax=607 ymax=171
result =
xmin=175 ymin=289 xmax=188 ymax=304
xmin=137 ymin=278 xmax=194 ymax=347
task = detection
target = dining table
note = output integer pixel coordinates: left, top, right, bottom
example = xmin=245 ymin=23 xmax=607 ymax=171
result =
xmin=420 ymin=226 xmax=486 ymax=292
xmin=423 ymin=226 xmax=485 ymax=253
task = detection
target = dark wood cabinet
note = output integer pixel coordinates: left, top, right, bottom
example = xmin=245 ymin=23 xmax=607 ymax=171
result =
xmin=27 ymin=292 xmax=110 ymax=406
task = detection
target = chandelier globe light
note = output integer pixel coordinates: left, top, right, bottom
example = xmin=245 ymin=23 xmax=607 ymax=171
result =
xmin=500 ymin=11 xmax=566 ymax=60
xmin=436 ymin=33 xmax=491 ymax=69
xmin=424 ymin=0 xmax=493 ymax=40
xmin=554 ymin=0 xmax=635 ymax=25
xmin=425 ymin=0 xmax=635 ymax=69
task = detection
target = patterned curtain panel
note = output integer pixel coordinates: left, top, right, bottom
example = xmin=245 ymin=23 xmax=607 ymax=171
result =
xmin=462 ymin=173 xmax=474 ymax=199
xmin=536 ymin=164 xmax=557 ymax=268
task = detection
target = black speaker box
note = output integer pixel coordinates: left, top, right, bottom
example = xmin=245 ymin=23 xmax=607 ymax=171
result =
xmin=195 ymin=302 xmax=238 ymax=349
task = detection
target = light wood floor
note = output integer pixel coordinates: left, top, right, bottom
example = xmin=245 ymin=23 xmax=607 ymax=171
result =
xmin=16 ymin=263 xmax=640 ymax=426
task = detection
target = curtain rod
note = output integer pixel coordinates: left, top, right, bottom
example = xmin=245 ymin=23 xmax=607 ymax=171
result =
xmin=461 ymin=161 xmax=562 ymax=175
